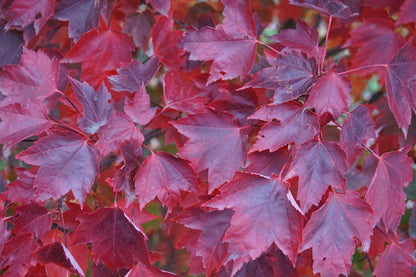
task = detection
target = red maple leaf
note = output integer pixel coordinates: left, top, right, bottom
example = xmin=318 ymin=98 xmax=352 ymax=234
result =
xmin=246 ymin=148 xmax=290 ymax=177
xmin=73 ymin=207 xmax=151 ymax=269
xmin=300 ymin=191 xmax=373 ymax=277
xmin=4 ymin=0 xmax=55 ymax=33
xmin=108 ymin=57 xmax=160 ymax=93
xmin=55 ymin=0 xmax=105 ymax=41
xmin=289 ymin=0 xmax=359 ymax=18
xmin=35 ymin=242 xmax=84 ymax=276
xmin=242 ymin=50 xmax=318 ymax=103
xmin=397 ymin=0 xmax=416 ymax=27
xmin=0 ymin=48 xmax=59 ymax=107
xmin=365 ymin=147 xmax=413 ymax=230
xmin=96 ymin=111 xmax=144 ymax=155
xmin=273 ymin=20 xmax=321 ymax=61
xmin=174 ymin=207 xmax=233 ymax=274
xmin=373 ymin=238 xmax=416 ymax=277
xmin=69 ymin=77 xmax=113 ymax=134
xmin=134 ymin=151 xmax=199 ymax=210
xmin=286 ymin=139 xmax=348 ymax=212
xmin=206 ymin=173 xmax=303 ymax=268
xmin=305 ymin=71 xmax=351 ymax=121
xmin=385 ymin=43 xmax=416 ymax=136
xmin=172 ymin=109 xmax=247 ymax=192
xmin=61 ymin=29 xmax=134 ymax=84
xmin=0 ymin=103 xmax=51 ymax=148
xmin=181 ymin=0 xmax=257 ymax=83
xmin=344 ymin=18 xmax=404 ymax=76
xmin=13 ymin=202 xmax=52 ymax=238
xmin=16 ymin=130 xmax=100 ymax=205
xmin=162 ymin=71 xmax=209 ymax=115
xmin=0 ymin=234 xmax=37 ymax=276
xmin=340 ymin=105 xmax=376 ymax=164
xmin=249 ymin=101 xmax=319 ymax=152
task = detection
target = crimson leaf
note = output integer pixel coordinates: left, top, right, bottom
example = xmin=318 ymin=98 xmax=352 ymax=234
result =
xmin=73 ymin=207 xmax=151 ymax=269
xmin=365 ymin=147 xmax=413 ymax=230
xmin=172 ymin=109 xmax=247 ymax=192
xmin=206 ymin=173 xmax=303 ymax=267
xmin=300 ymin=191 xmax=373 ymax=277
xmin=249 ymin=101 xmax=319 ymax=152
xmin=134 ymin=151 xmax=198 ymax=210
xmin=286 ymin=139 xmax=348 ymax=212
xmin=16 ymin=131 xmax=100 ymax=205
xmin=69 ymin=77 xmax=113 ymax=134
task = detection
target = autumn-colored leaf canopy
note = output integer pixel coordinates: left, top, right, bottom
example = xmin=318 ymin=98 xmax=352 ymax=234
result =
xmin=0 ymin=0 xmax=416 ymax=276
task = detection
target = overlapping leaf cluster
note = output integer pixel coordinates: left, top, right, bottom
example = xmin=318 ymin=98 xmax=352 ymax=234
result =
xmin=0 ymin=0 xmax=416 ymax=276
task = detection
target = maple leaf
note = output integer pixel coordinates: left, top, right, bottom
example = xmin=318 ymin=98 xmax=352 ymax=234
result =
xmin=249 ymin=102 xmax=319 ymax=152
xmin=134 ymin=151 xmax=199 ymax=210
xmin=289 ymin=0 xmax=359 ymax=18
xmin=174 ymin=207 xmax=233 ymax=273
xmin=172 ymin=109 xmax=247 ymax=192
xmin=55 ymin=0 xmax=105 ymax=41
xmin=181 ymin=0 xmax=257 ymax=83
xmin=4 ymin=168 xmax=39 ymax=203
xmin=146 ymin=0 xmax=170 ymax=16
xmin=162 ymin=71 xmax=209 ymax=115
xmin=4 ymin=0 xmax=55 ymax=33
xmin=35 ymin=242 xmax=84 ymax=276
xmin=397 ymin=0 xmax=416 ymax=27
xmin=73 ymin=207 xmax=151 ymax=269
xmin=373 ymin=238 xmax=416 ymax=277
xmin=209 ymin=86 xmax=260 ymax=126
xmin=242 ymin=51 xmax=318 ymax=103
xmin=0 ymin=103 xmax=52 ymax=148
xmin=123 ymin=83 xmax=157 ymax=125
xmin=152 ymin=16 xmax=185 ymax=68
xmin=300 ymin=191 xmax=373 ymax=277
xmin=60 ymin=201 xmax=92 ymax=231
xmin=106 ymin=139 xmax=142 ymax=193
xmin=246 ymin=148 xmax=289 ymax=177
xmin=61 ymin=29 xmax=134 ymax=84
xmin=340 ymin=105 xmax=376 ymax=164
xmin=305 ymin=71 xmax=351 ymax=120
xmin=126 ymin=263 xmax=177 ymax=277
xmin=385 ymin=43 xmax=416 ymax=136
xmin=90 ymin=262 xmax=129 ymax=277
xmin=0 ymin=48 xmax=59 ymax=106
xmin=0 ymin=28 xmax=24 ymax=67
xmin=96 ymin=111 xmax=144 ymax=155
xmin=0 ymin=217 xmax=10 ymax=257
xmin=0 ymin=234 xmax=37 ymax=276
xmin=365 ymin=147 xmax=413 ymax=230
xmin=273 ymin=20 xmax=321 ymax=61
xmin=13 ymin=202 xmax=52 ymax=238
xmin=286 ymin=139 xmax=348 ymax=212
xmin=123 ymin=11 xmax=155 ymax=49
xmin=69 ymin=78 xmax=113 ymax=134
xmin=206 ymin=173 xmax=303 ymax=268
xmin=343 ymin=18 xmax=404 ymax=76
xmin=108 ymin=57 xmax=160 ymax=93
xmin=228 ymin=245 xmax=298 ymax=277
xmin=16 ymin=130 xmax=100 ymax=205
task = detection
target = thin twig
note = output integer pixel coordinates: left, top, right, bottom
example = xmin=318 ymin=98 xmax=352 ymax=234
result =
xmin=55 ymin=90 xmax=79 ymax=113
xmin=58 ymin=197 xmax=68 ymax=248
xmin=321 ymin=16 xmax=333 ymax=73
xmin=256 ymin=40 xmax=281 ymax=56
xmin=48 ymin=115 xmax=88 ymax=138
xmin=337 ymin=64 xmax=387 ymax=76
xmin=366 ymin=254 xmax=374 ymax=272
xmin=361 ymin=142 xmax=381 ymax=160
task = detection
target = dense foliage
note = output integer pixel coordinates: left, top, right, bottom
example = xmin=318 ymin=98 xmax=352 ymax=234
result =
xmin=0 ymin=0 xmax=416 ymax=276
